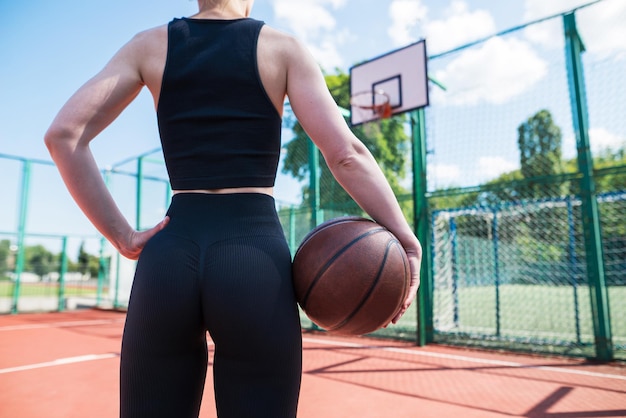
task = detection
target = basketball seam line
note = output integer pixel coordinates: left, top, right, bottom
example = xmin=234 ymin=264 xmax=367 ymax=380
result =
xmin=327 ymin=239 xmax=398 ymax=332
xmin=295 ymin=217 xmax=371 ymax=257
xmin=300 ymin=227 xmax=386 ymax=308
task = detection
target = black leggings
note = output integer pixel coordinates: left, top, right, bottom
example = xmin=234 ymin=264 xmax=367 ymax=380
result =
xmin=120 ymin=193 xmax=302 ymax=418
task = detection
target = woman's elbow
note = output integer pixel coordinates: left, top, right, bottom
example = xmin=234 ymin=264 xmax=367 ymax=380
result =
xmin=44 ymin=125 xmax=60 ymax=150
xmin=44 ymin=124 xmax=74 ymax=156
xmin=326 ymin=141 xmax=369 ymax=172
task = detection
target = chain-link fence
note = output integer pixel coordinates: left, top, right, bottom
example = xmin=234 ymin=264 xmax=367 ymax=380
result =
xmin=422 ymin=2 xmax=625 ymax=361
xmin=431 ymin=193 xmax=625 ymax=358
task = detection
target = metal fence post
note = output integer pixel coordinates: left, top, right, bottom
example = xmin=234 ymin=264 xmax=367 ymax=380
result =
xmin=289 ymin=206 xmax=296 ymax=253
xmin=492 ymin=209 xmax=501 ymax=337
xmin=136 ymin=156 xmax=144 ymax=230
xmin=164 ymin=181 xmax=172 ymax=211
xmin=58 ymin=236 xmax=68 ymax=312
xmin=563 ymin=12 xmax=612 ymax=361
xmin=308 ymin=139 xmax=321 ymax=228
xmin=11 ymin=159 xmax=31 ymax=314
xmin=450 ymin=217 xmax=459 ymax=328
xmin=411 ymin=109 xmax=433 ymax=345
xmin=567 ymin=197 xmax=582 ymax=344
xmin=97 ymin=170 xmax=111 ymax=307
xmin=114 ymin=252 xmax=121 ymax=309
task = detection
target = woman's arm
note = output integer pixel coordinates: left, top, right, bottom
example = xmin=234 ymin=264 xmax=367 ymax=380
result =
xmin=285 ymin=38 xmax=422 ymax=323
xmin=44 ymin=34 xmax=168 ymax=260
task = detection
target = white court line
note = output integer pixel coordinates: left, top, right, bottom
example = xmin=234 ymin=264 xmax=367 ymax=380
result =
xmin=2 ymin=322 xmax=622 ymax=381
xmin=0 ymin=319 xmax=125 ymax=332
xmin=302 ymin=337 xmax=626 ymax=381
xmin=0 ymin=353 xmax=118 ymax=375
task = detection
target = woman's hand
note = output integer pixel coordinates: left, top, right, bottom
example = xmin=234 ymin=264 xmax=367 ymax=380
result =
xmin=117 ymin=217 xmax=170 ymax=260
xmin=391 ymin=243 xmax=422 ymax=324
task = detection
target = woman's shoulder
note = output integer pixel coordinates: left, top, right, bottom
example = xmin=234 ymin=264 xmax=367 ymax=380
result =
xmin=259 ymin=24 xmax=310 ymax=60
xmin=130 ymin=24 xmax=168 ymax=47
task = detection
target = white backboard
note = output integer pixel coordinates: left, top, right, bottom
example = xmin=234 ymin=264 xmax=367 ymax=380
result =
xmin=350 ymin=40 xmax=429 ymax=126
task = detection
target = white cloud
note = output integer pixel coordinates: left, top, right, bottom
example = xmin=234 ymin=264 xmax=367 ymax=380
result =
xmin=478 ymin=156 xmax=518 ymax=180
xmin=523 ymin=0 xmax=590 ymax=23
xmin=523 ymin=0 xmax=626 ymax=58
xmin=522 ymin=18 xmax=563 ymax=51
xmin=576 ymin=0 xmax=626 ymax=59
xmin=434 ymin=37 xmax=547 ymax=106
xmin=563 ymin=127 xmax=626 ymax=159
xmin=422 ymin=1 xmax=497 ymax=54
xmin=522 ymin=0 xmax=588 ymax=50
xmin=273 ymin=0 xmax=346 ymax=37
xmin=430 ymin=162 xmax=462 ymax=186
xmin=271 ymin=0 xmax=350 ymax=69
xmin=388 ymin=0 xmax=428 ymax=47
xmin=305 ymin=33 xmax=351 ymax=71
xmin=591 ymin=128 xmax=626 ymax=151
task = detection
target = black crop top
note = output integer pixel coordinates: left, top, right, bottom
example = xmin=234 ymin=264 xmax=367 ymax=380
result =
xmin=157 ymin=17 xmax=282 ymax=190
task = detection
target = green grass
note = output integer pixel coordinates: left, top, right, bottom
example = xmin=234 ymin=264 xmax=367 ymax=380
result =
xmin=0 ymin=281 xmax=106 ymax=297
xmin=434 ymin=284 xmax=626 ymax=344
xmin=6 ymin=278 xmax=624 ymax=351
xmin=299 ymin=284 xmax=626 ymax=346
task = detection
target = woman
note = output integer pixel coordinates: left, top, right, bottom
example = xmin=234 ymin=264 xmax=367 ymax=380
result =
xmin=44 ymin=0 xmax=421 ymax=416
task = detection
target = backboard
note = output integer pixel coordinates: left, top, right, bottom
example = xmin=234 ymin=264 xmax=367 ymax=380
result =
xmin=349 ymin=40 xmax=429 ymax=126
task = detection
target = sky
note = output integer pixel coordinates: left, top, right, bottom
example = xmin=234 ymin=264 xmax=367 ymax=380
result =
xmin=0 ymin=0 xmax=625 ymax=253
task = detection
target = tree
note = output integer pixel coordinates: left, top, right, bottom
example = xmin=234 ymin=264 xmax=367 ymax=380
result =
xmin=77 ymin=242 xmax=90 ymax=275
xmin=282 ymin=69 xmax=411 ymax=217
xmin=0 ymin=240 xmax=10 ymax=278
xmin=74 ymin=242 xmax=103 ymax=278
xmin=517 ymin=109 xmax=565 ymax=198
xmin=470 ymin=109 xmax=566 ymax=209
xmin=564 ymin=147 xmax=626 ymax=195
xmin=25 ymin=245 xmax=56 ymax=278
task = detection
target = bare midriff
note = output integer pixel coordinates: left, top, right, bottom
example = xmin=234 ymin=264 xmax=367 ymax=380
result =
xmin=173 ymin=187 xmax=273 ymax=196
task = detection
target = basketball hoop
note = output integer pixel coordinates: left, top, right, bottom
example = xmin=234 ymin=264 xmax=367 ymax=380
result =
xmin=350 ymin=90 xmax=392 ymax=124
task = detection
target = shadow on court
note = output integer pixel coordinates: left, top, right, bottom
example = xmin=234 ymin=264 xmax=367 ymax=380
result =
xmin=0 ymin=310 xmax=624 ymax=417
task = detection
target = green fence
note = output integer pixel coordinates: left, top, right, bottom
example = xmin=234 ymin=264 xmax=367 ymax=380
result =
xmin=1 ymin=2 xmax=624 ymax=362
xmin=281 ymin=2 xmax=625 ymax=361
xmin=430 ymin=193 xmax=625 ymax=358
xmin=420 ymin=4 xmax=625 ymax=361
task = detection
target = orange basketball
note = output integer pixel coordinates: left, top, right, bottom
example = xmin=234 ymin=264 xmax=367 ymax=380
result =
xmin=292 ymin=217 xmax=411 ymax=336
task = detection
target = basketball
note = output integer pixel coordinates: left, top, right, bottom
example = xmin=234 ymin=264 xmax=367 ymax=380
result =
xmin=292 ymin=216 xmax=411 ymax=336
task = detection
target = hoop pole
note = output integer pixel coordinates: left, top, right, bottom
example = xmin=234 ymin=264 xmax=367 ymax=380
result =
xmin=411 ymin=109 xmax=433 ymax=345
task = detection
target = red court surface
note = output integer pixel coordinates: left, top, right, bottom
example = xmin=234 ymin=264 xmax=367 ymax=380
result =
xmin=1 ymin=310 xmax=625 ymax=417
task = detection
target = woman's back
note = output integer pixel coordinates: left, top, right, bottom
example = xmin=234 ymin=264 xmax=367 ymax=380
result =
xmin=156 ymin=17 xmax=282 ymax=190
xmin=136 ymin=19 xmax=289 ymax=120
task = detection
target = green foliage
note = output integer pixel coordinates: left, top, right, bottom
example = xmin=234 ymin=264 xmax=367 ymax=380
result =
xmin=432 ymin=108 xmax=626 ymax=279
xmin=282 ymin=69 xmax=411 ymax=218
xmin=0 ymin=240 xmax=10 ymax=278
xmin=517 ymin=109 xmax=565 ymax=198
xmin=429 ymin=188 xmax=480 ymax=211
xmin=77 ymin=242 xmax=90 ymax=275
xmin=518 ymin=109 xmax=563 ymax=176
xmin=70 ymin=241 xmax=102 ymax=278
xmin=24 ymin=245 xmax=56 ymax=278
xmin=592 ymin=149 xmax=626 ymax=193
xmin=0 ymin=240 xmax=104 ymax=280
xmin=456 ymin=109 xmax=626 ymax=208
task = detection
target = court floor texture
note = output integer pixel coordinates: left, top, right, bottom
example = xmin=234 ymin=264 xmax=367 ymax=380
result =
xmin=1 ymin=310 xmax=625 ymax=417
